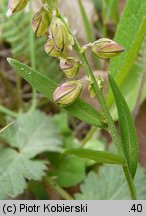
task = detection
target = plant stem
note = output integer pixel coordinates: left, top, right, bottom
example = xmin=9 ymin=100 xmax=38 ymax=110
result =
xmin=45 ymin=177 xmax=74 ymax=200
xmin=0 ymin=105 xmax=18 ymax=118
xmin=74 ymin=38 xmax=137 ymax=200
xmin=81 ymin=126 xmax=97 ymax=147
xmin=73 ymin=37 xmax=123 ymax=153
xmin=29 ymin=1 xmax=37 ymax=111
xmin=59 ymin=16 xmax=137 ymax=199
xmin=123 ymin=166 xmax=137 ymax=199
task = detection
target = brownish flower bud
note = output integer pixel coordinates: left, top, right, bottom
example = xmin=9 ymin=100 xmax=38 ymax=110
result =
xmin=7 ymin=0 xmax=29 ymax=17
xmin=91 ymin=38 xmax=125 ymax=59
xmin=44 ymin=37 xmax=66 ymax=58
xmin=53 ymin=80 xmax=83 ymax=106
xmin=60 ymin=57 xmax=81 ymax=78
xmin=50 ymin=17 xmax=74 ymax=53
xmin=32 ymin=7 xmax=52 ymax=37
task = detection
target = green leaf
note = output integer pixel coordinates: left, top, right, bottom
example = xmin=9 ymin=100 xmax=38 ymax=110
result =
xmin=2 ymin=110 xmax=62 ymax=157
xmin=49 ymin=155 xmax=86 ymax=188
xmin=75 ymin=165 xmax=146 ymax=200
xmin=0 ymin=146 xmax=47 ymax=199
xmin=107 ymin=0 xmax=146 ymax=107
xmin=109 ymin=74 xmax=138 ymax=177
xmin=0 ymin=111 xmax=62 ymax=199
xmin=64 ymin=148 xmax=126 ymax=165
xmin=7 ymin=58 xmax=106 ymax=128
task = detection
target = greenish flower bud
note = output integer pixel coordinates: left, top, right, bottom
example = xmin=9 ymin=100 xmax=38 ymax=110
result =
xmin=7 ymin=0 xmax=29 ymax=17
xmin=88 ymin=76 xmax=104 ymax=97
xmin=91 ymin=38 xmax=125 ymax=59
xmin=45 ymin=37 xmax=66 ymax=58
xmin=32 ymin=7 xmax=52 ymax=37
xmin=50 ymin=17 xmax=74 ymax=53
xmin=60 ymin=57 xmax=81 ymax=78
xmin=53 ymin=80 xmax=83 ymax=106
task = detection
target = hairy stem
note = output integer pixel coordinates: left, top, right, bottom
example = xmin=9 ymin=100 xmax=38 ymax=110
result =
xmin=59 ymin=15 xmax=137 ymax=200
xmin=123 ymin=166 xmax=137 ymax=199
xmin=75 ymin=38 xmax=137 ymax=200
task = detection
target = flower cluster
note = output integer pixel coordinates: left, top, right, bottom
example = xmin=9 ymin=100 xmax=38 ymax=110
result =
xmin=7 ymin=0 xmax=125 ymax=107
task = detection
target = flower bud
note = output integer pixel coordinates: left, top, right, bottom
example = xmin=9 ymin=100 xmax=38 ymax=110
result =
xmin=53 ymin=80 xmax=83 ymax=106
xmin=50 ymin=17 xmax=74 ymax=53
xmin=32 ymin=7 xmax=52 ymax=37
xmin=60 ymin=58 xmax=81 ymax=78
xmin=7 ymin=0 xmax=29 ymax=17
xmin=45 ymin=37 xmax=66 ymax=58
xmin=91 ymin=38 xmax=125 ymax=59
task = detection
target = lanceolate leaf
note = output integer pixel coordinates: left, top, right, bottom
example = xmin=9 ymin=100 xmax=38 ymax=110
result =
xmin=107 ymin=0 xmax=146 ymax=107
xmin=64 ymin=148 xmax=126 ymax=165
xmin=7 ymin=58 xmax=105 ymax=128
xmin=108 ymin=74 xmax=138 ymax=177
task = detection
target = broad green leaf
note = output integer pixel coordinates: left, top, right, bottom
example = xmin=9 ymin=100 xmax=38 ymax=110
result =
xmin=2 ymin=111 xmax=62 ymax=157
xmin=49 ymin=155 xmax=86 ymax=188
xmin=0 ymin=111 xmax=63 ymax=199
xmin=110 ymin=60 xmax=146 ymax=120
xmin=75 ymin=165 xmax=146 ymax=200
xmin=109 ymin=36 xmax=146 ymax=120
xmin=0 ymin=146 xmax=47 ymax=199
xmin=64 ymin=148 xmax=126 ymax=165
xmin=107 ymin=0 xmax=146 ymax=107
xmin=109 ymin=74 xmax=138 ymax=177
xmin=7 ymin=58 xmax=105 ymax=128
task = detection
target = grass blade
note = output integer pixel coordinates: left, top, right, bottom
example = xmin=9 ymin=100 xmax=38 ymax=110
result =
xmin=108 ymin=73 xmax=138 ymax=177
xmin=64 ymin=148 xmax=126 ymax=165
